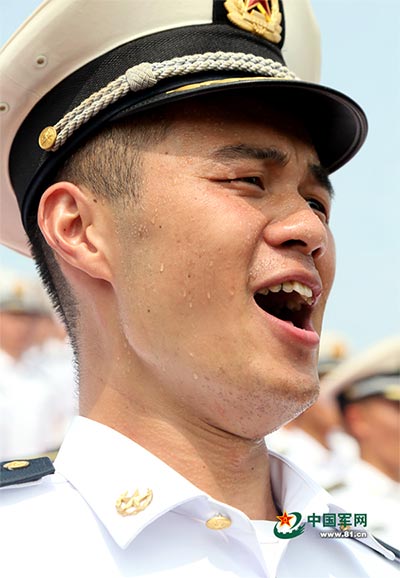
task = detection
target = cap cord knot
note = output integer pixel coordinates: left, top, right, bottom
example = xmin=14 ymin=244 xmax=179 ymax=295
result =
xmin=125 ymin=62 xmax=157 ymax=91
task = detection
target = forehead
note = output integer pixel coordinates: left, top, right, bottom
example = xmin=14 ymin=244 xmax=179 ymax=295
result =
xmin=164 ymin=92 xmax=312 ymax=140
xmin=148 ymin=92 xmax=319 ymax=171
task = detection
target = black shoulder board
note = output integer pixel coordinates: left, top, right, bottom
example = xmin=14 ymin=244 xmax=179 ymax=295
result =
xmin=373 ymin=536 xmax=400 ymax=563
xmin=0 ymin=457 xmax=55 ymax=488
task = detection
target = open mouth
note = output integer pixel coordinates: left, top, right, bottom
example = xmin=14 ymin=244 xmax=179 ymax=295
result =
xmin=254 ymin=281 xmax=314 ymax=331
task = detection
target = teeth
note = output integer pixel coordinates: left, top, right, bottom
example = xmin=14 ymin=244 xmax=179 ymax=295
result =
xmin=282 ymin=282 xmax=293 ymax=293
xmin=256 ymin=280 xmax=313 ymax=303
xmin=281 ymin=281 xmax=312 ymax=298
xmin=298 ymin=283 xmax=313 ymax=299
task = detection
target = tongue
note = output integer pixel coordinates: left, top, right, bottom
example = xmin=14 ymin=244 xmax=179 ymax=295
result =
xmin=254 ymin=293 xmax=304 ymax=330
xmin=268 ymin=303 xmax=302 ymax=329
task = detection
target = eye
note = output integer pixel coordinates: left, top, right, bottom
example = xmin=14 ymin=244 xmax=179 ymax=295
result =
xmin=307 ymin=198 xmax=329 ymax=223
xmin=228 ymin=176 xmax=264 ymax=189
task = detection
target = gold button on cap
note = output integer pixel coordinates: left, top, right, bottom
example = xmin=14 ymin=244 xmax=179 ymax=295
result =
xmin=38 ymin=126 xmax=57 ymax=150
xmin=206 ymin=514 xmax=232 ymax=530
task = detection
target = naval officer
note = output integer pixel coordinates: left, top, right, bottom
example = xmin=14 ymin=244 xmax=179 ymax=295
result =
xmin=322 ymin=336 xmax=400 ymax=546
xmin=0 ymin=1 xmax=398 ymax=576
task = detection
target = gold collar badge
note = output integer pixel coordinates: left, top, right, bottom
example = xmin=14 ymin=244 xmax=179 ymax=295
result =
xmin=115 ymin=488 xmax=153 ymax=516
xmin=224 ymin=0 xmax=282 ymax=44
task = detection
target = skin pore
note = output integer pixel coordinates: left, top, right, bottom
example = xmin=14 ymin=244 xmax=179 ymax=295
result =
xmin=38 ymin=94 xmax=336 ymax=520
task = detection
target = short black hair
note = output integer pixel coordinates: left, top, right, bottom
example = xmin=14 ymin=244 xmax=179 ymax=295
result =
xmin=26 ymin=112 xmax=170 ymax=358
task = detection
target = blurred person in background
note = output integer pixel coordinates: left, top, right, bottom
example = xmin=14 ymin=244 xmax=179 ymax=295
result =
xmin=267 ymin=331 xmax=358 ymax=490
xmin=0 ymin=269 xmax=76 ymax=460
xmin=322 ymin=336 xmax=400 ymax=545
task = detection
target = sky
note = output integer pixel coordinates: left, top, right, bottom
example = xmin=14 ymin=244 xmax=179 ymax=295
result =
xmin=1 ymin=0 xmax=399 ymax=354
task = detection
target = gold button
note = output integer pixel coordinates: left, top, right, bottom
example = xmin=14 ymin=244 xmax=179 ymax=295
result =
xmin=3 ymin=460 xmax=30 ymax=470
xmin=38 ymin=126 xmax=57 ymax=150
xmin=206 ymin=514 xmax=232 ymax=530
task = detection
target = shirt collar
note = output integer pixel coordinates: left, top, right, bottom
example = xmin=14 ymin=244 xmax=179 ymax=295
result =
xmin=54 ymin=416 xmax=395 ymax=561
xmin=268 ymin=449 xmax=332 ymax=519
xmin=54 ymin=416 xmax=205 ymax=549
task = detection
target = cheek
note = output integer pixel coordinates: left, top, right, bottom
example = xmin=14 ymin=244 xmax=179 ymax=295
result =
xmin=377 ymin=407 xmax=400 ymax=438
xmin=115 ymin=188 xmax=256 ymax=324
xmin=318 ymin=231 xmax=336 ymax=314
xmin=325 ymin=230 xmax=336 ymax=289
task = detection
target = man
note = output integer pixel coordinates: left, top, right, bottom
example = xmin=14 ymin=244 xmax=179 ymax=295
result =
xmin=0 ymin=1 xmax=397 ymax=576
xmin=0 ymin=270 xmax=53 ymax=362
xmin=322 ymin=336 xmax=400 ymax=545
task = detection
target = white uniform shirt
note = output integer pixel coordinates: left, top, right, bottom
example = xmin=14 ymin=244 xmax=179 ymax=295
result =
xmin=1 ymin=417 xmax=398 ymax=577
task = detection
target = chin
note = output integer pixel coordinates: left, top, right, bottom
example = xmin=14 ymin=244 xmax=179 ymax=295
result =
xmin=268 ymin=374 xmax=319 ymax=431
xmin=221 ymin=375 xmax=319 ymax=440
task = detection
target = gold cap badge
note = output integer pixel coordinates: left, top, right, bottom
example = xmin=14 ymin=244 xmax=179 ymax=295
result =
xmin=224 ymin=0 xmax=282 ymax=44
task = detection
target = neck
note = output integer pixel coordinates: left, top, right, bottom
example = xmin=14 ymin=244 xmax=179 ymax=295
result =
xmin=82 ymin=381 xmax=279 ymax=521
xmin=77 ymin=309 xmax=280 ymax=521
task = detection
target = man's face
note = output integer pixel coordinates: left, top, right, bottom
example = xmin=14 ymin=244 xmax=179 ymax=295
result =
xmin=108 ymin=95 xmax=336 ymax=438
xmin=347 ymin=396 xmax=400 ymax=481
xmin=0 ymin=311 xmax=43 ymax=359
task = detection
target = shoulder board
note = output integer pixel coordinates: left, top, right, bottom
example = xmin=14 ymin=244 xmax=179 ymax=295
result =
xmin=0 ymin=457 xmax=55 ymax=488
xmin=373 ymin=536 xmax=400 ymax=563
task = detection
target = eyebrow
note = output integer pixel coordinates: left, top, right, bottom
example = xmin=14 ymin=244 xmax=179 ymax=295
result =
xmin=210 ymin=144 xmax=289 ymax=165
xmin=310 ymin=163 xmax=335 ymax=198
xmin=209 ymin=144 xmax=334 ymax=198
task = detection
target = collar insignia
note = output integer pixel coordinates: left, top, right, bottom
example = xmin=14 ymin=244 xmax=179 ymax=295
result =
xmin=115 ymin=488 xmax=153 ymax=516
xmin=224 ymin=0 xmax=282 ymax=44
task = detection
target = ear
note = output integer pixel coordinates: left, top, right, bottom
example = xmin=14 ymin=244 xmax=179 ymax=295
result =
xmin=38 ymin=181 xmax=113 ymax=282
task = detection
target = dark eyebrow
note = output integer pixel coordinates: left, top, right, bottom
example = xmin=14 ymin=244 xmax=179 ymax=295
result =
xmin=209 ymin=144 xmax=289 ymax=165
xmin=208 ymin=144 xmax=334 ymax=198
xmin=310 ymin=163 xmax=335 ymax=198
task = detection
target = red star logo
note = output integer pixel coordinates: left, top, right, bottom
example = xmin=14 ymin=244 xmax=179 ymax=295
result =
xmin=246 ymin=0 xmax=272 ymax=16
xmin=276 ymin=510 xmax=294 ymax=527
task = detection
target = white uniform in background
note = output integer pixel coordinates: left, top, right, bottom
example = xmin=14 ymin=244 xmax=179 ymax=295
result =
xmin=0 ymin=338 xmax=77 ymax=460
xmin=20 ymin=337 xmax=77 ymax=450
xmin=330 ymin=459 xmax=400 ymax=546
xmin=266 ymin=426 xmax=358 ymax=491
xmin=0 ymin=270 xmax=77 ymax=460
xmin=321 ymin=336 xmax=400 ymax=549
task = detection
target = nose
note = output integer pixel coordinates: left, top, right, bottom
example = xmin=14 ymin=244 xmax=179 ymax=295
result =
xmin=263 ymin=206 xmax=329 ymax=260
